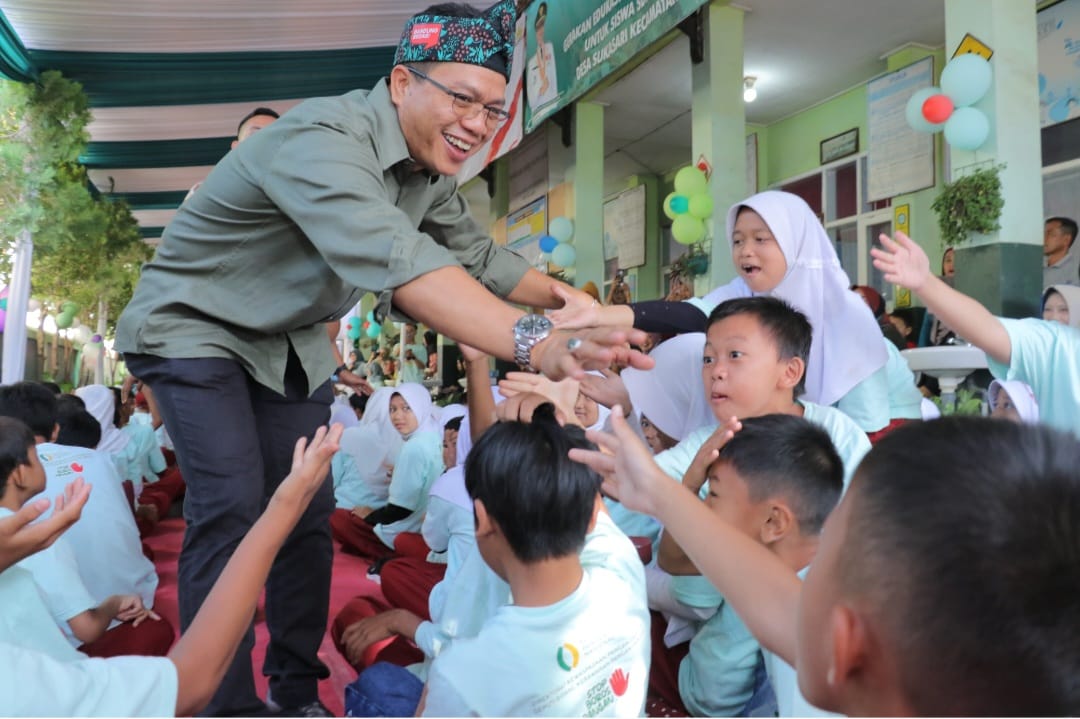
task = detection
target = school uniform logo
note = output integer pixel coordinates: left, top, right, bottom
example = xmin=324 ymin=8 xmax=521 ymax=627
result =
xmin=556 ymin=642 xmax=579 ymax=671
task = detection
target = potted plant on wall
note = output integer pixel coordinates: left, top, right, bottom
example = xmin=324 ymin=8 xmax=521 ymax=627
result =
xmin=930 ymin=163 xmax=1005 ymax=247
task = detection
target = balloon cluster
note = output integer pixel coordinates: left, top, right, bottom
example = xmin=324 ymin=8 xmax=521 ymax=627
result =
xmin=540 ymin=216 xmax=576 ymax=268
xmin=346 ymin=312 xmax=382 ymax=340
xmin=55 ymin=302 xmax=79 ymax=330
xmin=664 ymin=166 xmax=713 ymax=245
xmin=905 ymin=54 xmax=993 ymax=151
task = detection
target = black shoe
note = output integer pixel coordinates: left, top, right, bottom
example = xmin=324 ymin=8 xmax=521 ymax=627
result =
xmin=366 ymin=556 xmax=391 ymax=576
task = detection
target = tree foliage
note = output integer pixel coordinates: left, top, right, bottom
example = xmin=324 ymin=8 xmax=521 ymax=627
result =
xmin=0 ymin=70 xmax=150 ymax=335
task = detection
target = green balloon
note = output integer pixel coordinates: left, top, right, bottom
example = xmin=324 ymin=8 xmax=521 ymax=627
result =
xmin=663 ymin=193 xmax=680 ymax=220
xmin=674 ymin=166 xmax=708 ymax=195
xmin=55 ymin=312 xmax=74 ymax=330
xmin=688 ymin=194 xmax=714 ymax=219
xmin=671 ymin=215 xmax=705 ymax=245
xmin=62 ymin=301 xmax=79 ymax=314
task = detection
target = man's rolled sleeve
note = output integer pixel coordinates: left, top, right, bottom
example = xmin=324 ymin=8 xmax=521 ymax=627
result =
xmin=422 ymin=184 xmax=532 ymax=297
xmin=262 ymin=121 xmax=460 ymax=321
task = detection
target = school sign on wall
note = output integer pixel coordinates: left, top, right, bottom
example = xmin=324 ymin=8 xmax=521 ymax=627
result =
xmin=524 ymin=0 xmax=709 ymax=131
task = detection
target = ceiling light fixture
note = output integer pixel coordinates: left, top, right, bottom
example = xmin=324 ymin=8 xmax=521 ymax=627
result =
xmin=743 ymin=76 xmax=757 ymax=103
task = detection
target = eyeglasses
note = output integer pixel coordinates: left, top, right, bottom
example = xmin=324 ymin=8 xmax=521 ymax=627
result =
xmin=406 ymin=66 xmax=510 ymax=127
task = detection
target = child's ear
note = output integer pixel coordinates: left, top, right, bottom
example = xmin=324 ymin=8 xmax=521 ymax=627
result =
xmin=827 ymin=602 xmax=869 ymax=699
xmin=760 ymin=501 xmax=795 ymax=545
xmin=50 ymin=423 xmax=59 ymax=443
xmin=473 ymin=499 xmax=497 ymax=538
xmin=779 ymin=356 xmax=805 ymax=392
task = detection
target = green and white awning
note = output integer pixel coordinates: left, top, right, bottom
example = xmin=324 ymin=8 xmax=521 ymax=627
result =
xmin=0 ymin=0 xmax=436 ymax=241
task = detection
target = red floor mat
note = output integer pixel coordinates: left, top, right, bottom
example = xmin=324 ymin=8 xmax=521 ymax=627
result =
xmin=144 ymin=517 xmax=383 ymax=716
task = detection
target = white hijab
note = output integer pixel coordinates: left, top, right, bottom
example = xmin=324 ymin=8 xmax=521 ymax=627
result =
xmin=701 ymin=190 xmax=887 ymax=407
xmin=582 ymin=371 xmax=612 ymax=432
xmin=620 ymin=333 xmax=715 ymax=441
xmin=390 ymin=382 xmax=440 ymax=437
xmin=988 ymin=380 xmax=1040 ymax=424
xmin=337 ymin=387 xmax=403 ymax=486
xmin=75 ymin=384 xmax=130 ymax=454
xmin=429 ymin=388 xmax=503 ymax=511
xmin=439 ymin=403 xmax=467 ymax=431
xmin=1043 ymin=284 xmax=1080 ymax=329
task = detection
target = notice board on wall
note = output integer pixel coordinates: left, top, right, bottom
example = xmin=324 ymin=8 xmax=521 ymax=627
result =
xmin=866 ymin=56 xmax=936 ymax=201
xmin=603 ymin=184 xmax=646 ymax=269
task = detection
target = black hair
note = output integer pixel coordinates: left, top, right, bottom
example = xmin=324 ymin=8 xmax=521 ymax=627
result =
xmin=39 ymin=381 xmax=62 ymax=396
xmin=0 ymin=381 xmax=58 ymax=439
xmin=56 ymin=393 xmax=85 ymax=413
xmin=110 ymin=386 xmax=125 ymax=427
xmin=707 ymin=297 xmax=812 ymax=396
xmin=713 ymin=414 xmax=842 ymax=535
xmin=444 ymin=416 xmax=464 ymax=433
xmin=56 ymin=409 xmax=102 ymax=450
xmin=235 ymin=107 xmax=279 ymax=137
xmin=0 ymin=416 xmax=36 ymax=500
xmin=1047 ymin=216 xmax=1078 ymax=246
xmin=889 ymin=307 xmax=918 ymax=336
xmin=535 ymin=1 xmax=548 ymax=27
xmin=465 ymin=403 xmax=601 ymax=562
xmin=348 ymin=393 xmax=369 ymax=413
xmin=838 ymin=417 xmax=1080 ymax=715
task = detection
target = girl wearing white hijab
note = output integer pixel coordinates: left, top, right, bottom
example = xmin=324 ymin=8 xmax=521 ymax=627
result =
xmin=75 ymin=384 xmax=165 ymax=500
xmin=331 ymin=387 xmax=402 ymax=510
xmin=988 ymin=380 xmax=1040 ymax=424
xmin=329 ymin=383 xmax=444 ymax=561
xmin=554 ymin=191 xmax=890 ymax=432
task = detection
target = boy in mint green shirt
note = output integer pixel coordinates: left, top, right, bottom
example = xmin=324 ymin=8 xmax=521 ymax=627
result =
xmin=873 ymin=232 xmax=1080 ymax=437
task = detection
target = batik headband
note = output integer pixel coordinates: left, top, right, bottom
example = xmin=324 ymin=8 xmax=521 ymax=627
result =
xmin=394 ymin=0 xmax=516 ymax=80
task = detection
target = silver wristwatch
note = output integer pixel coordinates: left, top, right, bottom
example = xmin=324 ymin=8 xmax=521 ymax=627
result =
xmin=512 ymin=314 xmax=553 ymax=371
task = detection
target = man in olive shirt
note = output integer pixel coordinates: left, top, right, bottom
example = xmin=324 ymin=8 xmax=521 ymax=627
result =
xmin=116 ymin=2 xmax=647 ymax=715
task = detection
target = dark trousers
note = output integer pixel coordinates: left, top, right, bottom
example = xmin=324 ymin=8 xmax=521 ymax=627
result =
xmin=126 ymin=351 xmax=334 ymax=715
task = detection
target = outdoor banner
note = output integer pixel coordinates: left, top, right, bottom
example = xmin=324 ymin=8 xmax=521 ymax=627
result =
xmin=457 ymin=15 xmax=527 ymax=183
xmin=1038 ymin=0 xmax=1080 ymax=128
xmin=524 ymin=0 xmax=708 ymax=131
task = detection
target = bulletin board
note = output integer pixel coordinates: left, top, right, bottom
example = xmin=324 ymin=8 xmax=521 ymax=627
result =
xmin=602 ymin=184 xmax=647 ymax=269
xmin=866 ymin=56 xmax=936 ymax=201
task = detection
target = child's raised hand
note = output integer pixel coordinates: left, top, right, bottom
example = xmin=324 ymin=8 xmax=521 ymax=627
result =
xmin=549 ymin=284 xmax=601 ymax=330
xmin=578 ymin=368 xmax=631 ymax=412
xmin=499 ymin=372 xmax=580 ymax=423
xmin=0 ymin=477 xmax=91 ymax=572
xmin=870 ymin=231 xmax=932 ymax=292
xmin=271 ymin=424 xmax=343 ymax=509
xmin=682 ymin=416 xmax=742 ymax=494
xmin=569 ymin=405 xmax=671 ymax=516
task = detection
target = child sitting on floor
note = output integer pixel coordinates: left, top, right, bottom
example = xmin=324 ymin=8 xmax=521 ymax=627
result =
xmin=647 ymin=414 xmax=843 ymax=717
xmin=573 ymin=414 xmax=1080 ymax=715
xmin=418 ymin=404 xmax=651 ymax=717
xmin=1 ymin=423 xmax=342 ymax=716
xmin=0 ymin=416 xmax=173 ymax=658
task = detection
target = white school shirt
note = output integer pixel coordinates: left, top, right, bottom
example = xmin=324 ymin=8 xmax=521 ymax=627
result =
xmin=117 ymin=422 xmax=167 ymax=496
xmin=6 ymin=525 xmax=101 ymax=646
xmin=422 ymin=512 xmax=650 ymax=718
xmin=0 ymin=564 xmax=86 ymax=662
xmin=372 ymin=430 xmax=444 ymax=549
xmin=987 ymin=317 xmax=1080 ymax=437
xmin=331 ymin=451 xmax=387 ymax=510
xmin=0 ymin=642 xmax=178 ymax=717
xmin=35 ymin=442 xmax=159 ymax=608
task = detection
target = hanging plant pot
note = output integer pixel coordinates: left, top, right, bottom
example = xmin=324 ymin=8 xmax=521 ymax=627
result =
xmin=687 ymin=246 xmax=710 ymax=276
xmin=930 ymin=163 xmax=1005 ymax=247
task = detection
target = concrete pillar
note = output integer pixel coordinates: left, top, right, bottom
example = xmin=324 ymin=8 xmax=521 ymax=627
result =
xmin=573 ymin=101 xmax=606 ymax=289
xmin=691 ymin=1 xmax=746 ymax=289
xmin=945 ymin=0 xmax=1043 ymax=316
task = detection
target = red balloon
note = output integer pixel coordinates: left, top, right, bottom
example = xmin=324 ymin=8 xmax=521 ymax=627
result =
xmin=922 ymin=94 xmax=954 ymax=124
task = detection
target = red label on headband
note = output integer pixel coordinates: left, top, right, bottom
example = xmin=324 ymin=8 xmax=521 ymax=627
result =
xmin=410 ymin=23 xmax=443 ymax=50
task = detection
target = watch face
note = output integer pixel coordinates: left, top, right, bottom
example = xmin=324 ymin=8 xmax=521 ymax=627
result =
xmin=517 ymin=314 xmax=553 ymax=338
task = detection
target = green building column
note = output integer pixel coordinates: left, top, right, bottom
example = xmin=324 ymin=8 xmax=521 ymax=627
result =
xmin=945 ymin=0 xmax=1043 ymax=316
xmin=691 ymin=1 xmax=746 ymax=289
xmin=573 ymin=101 xmax=606 ymax=289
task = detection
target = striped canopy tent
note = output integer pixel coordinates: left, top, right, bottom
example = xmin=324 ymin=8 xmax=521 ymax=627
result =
xmin=0 ymin=0 xmax=441 ymax=243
